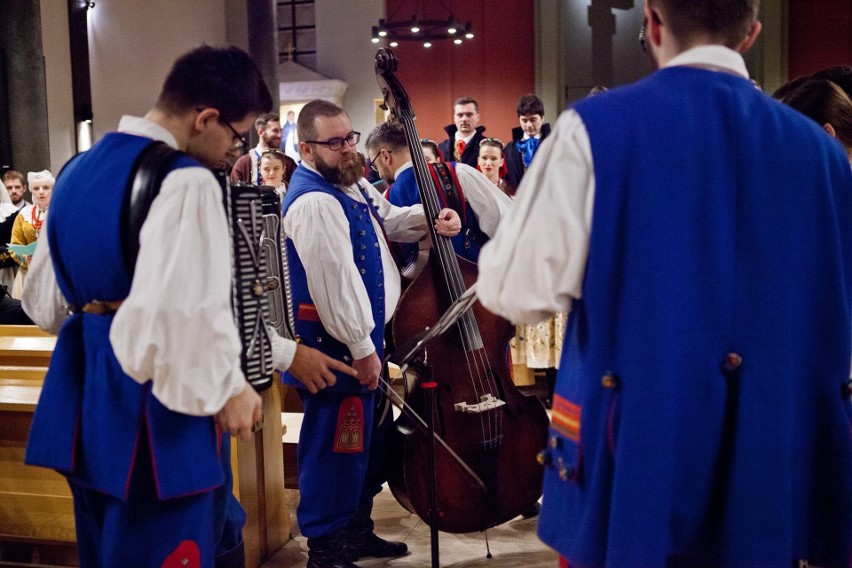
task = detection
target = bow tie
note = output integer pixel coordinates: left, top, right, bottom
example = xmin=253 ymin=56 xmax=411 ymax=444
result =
xmin=516 ymin=137 xmax=540 ymax=168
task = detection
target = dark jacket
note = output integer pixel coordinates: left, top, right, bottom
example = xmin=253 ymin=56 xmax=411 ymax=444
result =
xmin=504 ymin=122 xmax=551 ymax=194
xmin=438 ymin=124 xmax=487 ymax=168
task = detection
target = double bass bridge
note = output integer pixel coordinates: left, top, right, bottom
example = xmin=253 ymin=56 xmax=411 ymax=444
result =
xmin=453 ymin=394 xmax=506 ymax=414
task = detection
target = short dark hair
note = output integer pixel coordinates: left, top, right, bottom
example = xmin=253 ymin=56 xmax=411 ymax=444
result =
xmin=516 ymin=94 xmax=544 ymax=117
xmin=2 ymin=170 xmax=24 ymax=186
xmin=454 ymin=97 xmax=479 ymax=112
xmin=771 ymin=75 xmax=809 ymax=100
xmin=777 ymin=78 xmax=852 ymax=152
xmin=648 ymin=0 xmax=759 ymax=49
xmin=811 ymin=66 xmax=852 ymax=99
xmin=420 ymin=139 xmax=442 ymax=160
xmin=155 ymin=45 xmax=272 ymax=123
xmin=365 ymin=121 xmax=408 ymax=153
xmin=297 ymin=99 xmax=347 ymax=143
xmin=255 ymin=113 xmax=280 ymax=131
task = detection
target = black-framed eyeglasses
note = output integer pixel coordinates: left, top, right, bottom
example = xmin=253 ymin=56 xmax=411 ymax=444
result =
xmin=368 ymin=148 xmax=391 ymax=172
xmin=221 ymin=119 xmax=248 ymax=151
xmin=195 ymin=107 xmax=247 ymax=151
xmin=305 ymin=131 xmax=361 ymax=151
xmin=638 ymin=19 xmax=648 ymax=53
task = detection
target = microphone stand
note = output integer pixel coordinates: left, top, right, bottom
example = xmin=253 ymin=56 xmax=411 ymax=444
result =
xmin=381 ymin=284 xmax=479 ymax=568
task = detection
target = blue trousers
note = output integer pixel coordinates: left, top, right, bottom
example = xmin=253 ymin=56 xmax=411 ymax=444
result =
xmin=69 ymin=432 xmax=244 ymax=567
xmin=296 ymin=389 xmax=392 ymax=538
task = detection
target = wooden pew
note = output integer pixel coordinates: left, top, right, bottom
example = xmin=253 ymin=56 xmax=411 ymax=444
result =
xmin=0 ymin=325 xmax=290 ymax=568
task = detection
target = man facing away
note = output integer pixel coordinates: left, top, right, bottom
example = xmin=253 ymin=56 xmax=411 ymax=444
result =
xmin=281 ymin=99 xmax=461 ymax=568
xmin=477 ymin=1 xmax=852 ymax=567
xmin=22 ymin=46 xmax=354 ymax=568
xmin=437 ymin=96 xmax=487 ymax=168
xmin=230 ymin=112 xmax=297 ymax=186
xmin=503 ymin=94 xmax=552 ymax=195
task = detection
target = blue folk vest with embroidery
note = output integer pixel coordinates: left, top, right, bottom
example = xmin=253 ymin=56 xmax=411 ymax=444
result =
xmin=281 ymin=165 xmax=385 ymax=394
xmin=539 ymin=67 xmax=852 ymax=567
xmin=25 ymin=132 xmax=226 ymax=500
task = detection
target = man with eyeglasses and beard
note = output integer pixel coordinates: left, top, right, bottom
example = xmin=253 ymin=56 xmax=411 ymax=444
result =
xmin=281 ymin=99 xmax=462 ymax=567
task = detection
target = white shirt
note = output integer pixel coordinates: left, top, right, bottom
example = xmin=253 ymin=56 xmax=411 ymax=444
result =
xmin=23 ymin=115 xmax=296 ymax=416
xmin=282 ymin=164 xmax=427 ymax=360
xmin=394 ymin=160 xmax=512 ymax=237
xmin=476 ymin=46 xmax=750 ymax=325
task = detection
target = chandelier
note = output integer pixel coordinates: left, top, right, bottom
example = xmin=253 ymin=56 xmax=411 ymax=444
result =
xmin=371 ymin=0 xmax=474 ymax=49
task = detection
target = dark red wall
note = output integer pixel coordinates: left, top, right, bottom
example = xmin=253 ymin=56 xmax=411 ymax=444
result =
xmin=789 ymin=0 xmax=852 ymax=79
xmin=384 ymin=0 xmax=535 ymax=146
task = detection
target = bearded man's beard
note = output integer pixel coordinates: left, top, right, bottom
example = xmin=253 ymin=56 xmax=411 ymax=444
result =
xmin=315 ymin=151 xmax=364 ymax=186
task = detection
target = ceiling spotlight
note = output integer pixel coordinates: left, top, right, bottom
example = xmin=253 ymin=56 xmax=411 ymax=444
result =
xmin=390 ymin=41 xmax=399 ymax=47
xmin=448 ymin=26 xmax=457 ymax=34
xmin=465 ymin=32 xmax=474 ymax=39
xmin=411 ymin=26 xmax=420 ymax=33
xmin=423 ymin=42 xmax=432 ymax=48
xmin=372 ymin=37 xmax=380 ymax=44
xmin=454 ymin=38 xmax=462 ymax=45
xmin=372 ymin=2 xmax=474 ymax=50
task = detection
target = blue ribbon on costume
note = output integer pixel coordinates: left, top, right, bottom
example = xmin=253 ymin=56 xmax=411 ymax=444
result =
xmin=516 ymin=137 xmax=540 ymax=169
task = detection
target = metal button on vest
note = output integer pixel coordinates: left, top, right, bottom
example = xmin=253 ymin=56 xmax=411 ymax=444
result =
xmin=360 ymin=268 xmax=366 ymax=275
xmin=356 ymin=215 xmax=363 ymax=221
xmin=360 ymin=244 xmax=366 ymax=250
xmin=558 ymin=465 xmax=575 ymax=482
xmin=343 ymin=354 xmax=351 ymax=362
xmin=721 ymin=352 xmax=742 ymax=372
xmin=601 ymin=372 xmax=618 ymax=389
xmin=360 ymin=255 xmax=365 ymax=261
xmin=352 ymin=204 xmax=357 ymax=209
xmin=316 ymin=337 xmax=323 ymax=343
xmin=550 ymin=435 xmax=561 ymax=449
xmin=359 ymin=230 xmax=366 ymax=237
xmin=536 ymin=450 xmax=552 ymax=466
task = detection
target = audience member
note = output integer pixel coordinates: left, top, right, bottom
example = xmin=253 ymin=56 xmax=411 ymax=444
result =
xmin=420 ymin=138 xmax=442 ymax=163
xmin=230 ymin=112 xmax=297 ymax=186
xmin=504 ymin=94 xmax=551 ymax=195
xmin=438 ymin=97 xmax=487 ymax=168
xmin=477 ymin=137 xmax=511 ymax=196
xmin=811 ymin=65 xmax=852 ymax=98
xmin=259 ymin=149 xmax=290 ymax=197
xmin=0 ymin=178 xmax=21 ymax=291
xmin=776 ymin=78 xmax=852 ymax=163
xmin=477 ymin=0 xmax=852 ymax=565
xmin=2 ymin=170 xmax=29 ymax=209
xmin=10 ymin=170 xmax=53 ymax=298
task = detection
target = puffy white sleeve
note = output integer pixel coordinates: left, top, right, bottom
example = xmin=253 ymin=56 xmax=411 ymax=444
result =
xmin=363 ymin=182 xmax=427 ymax=243
xmin=110 ymin=167 xmax=248 ymax=416
xmin=453 ymin=163 xmax=513 ymax=237
xmin=20 ymin=218 xmax=69 ymax=335
xmin=283 ymin=193 xmax=377 ymax=359
xmin=476 ymin=110 xmax=596 ymax=325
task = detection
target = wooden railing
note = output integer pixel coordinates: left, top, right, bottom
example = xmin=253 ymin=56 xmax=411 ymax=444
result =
xmin=0 ymin=325 xmax=290 ymax=567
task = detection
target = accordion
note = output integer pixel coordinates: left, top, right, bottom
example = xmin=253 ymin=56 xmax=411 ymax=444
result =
xmin=222 ymin=181 xmax=293 ymax=392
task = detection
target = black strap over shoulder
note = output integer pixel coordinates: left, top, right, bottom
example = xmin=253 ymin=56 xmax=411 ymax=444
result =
xmin=120 ymin=141 xmax=184 ymax=276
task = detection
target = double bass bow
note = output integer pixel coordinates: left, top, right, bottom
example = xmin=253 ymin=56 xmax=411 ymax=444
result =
xmin=375 ymin=48 xmax=550 ymax=534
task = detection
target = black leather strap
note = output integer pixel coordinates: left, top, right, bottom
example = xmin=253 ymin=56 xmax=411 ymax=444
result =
xmin=120 ymin=142 xmax=184 ymax=276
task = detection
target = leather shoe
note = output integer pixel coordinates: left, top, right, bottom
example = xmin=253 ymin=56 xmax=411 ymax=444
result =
xmin=521 ymin=501 xmax=541 ymax=519
xmin=347 ymin=531 xmax=408 ymax=560
xmin=307 ymin=533 xmax=359 ymax=568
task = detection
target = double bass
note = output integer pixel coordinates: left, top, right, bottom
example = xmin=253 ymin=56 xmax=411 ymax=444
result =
xmin=376 ymin=48 xmax=550 ymax=534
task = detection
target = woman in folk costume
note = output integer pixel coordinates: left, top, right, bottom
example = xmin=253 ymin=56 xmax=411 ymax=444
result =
xmin=259 ymin=149 xmax=289 ymax=198
xmin=0 ymin=178 xmax=22 ymax=292
xmin=10 ymin=170 xmax=53 ymax=298
xmin=478 ymin=138 xmax=566 ymax=396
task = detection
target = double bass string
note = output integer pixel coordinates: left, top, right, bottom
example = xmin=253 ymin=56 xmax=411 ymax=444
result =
xmin=401 ymin=115 xmax=503 ymax=448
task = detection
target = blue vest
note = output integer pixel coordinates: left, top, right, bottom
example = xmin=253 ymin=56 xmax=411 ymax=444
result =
xmin=388 ymin=163 xmax=486 ymax=263
xmin=539 ymin=68 xmax=852 ymax=567
xmin=26 ymin=133 xmax=226 ymax=500
xmin=281 ymin=165 xmax=385 ymax=394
